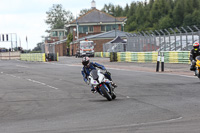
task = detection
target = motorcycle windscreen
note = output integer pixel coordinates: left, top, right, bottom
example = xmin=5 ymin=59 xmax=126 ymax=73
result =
xmin=90 ymin=70 xmax=99 ymax=80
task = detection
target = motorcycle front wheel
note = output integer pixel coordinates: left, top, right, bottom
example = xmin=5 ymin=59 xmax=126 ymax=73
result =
xmin=198 ymin=69 xmax=200 ymax=79
xmin=111 ymin=91 xmax=116 ymax=99
xmin=100 ymin=84 xmax=112 ymax=101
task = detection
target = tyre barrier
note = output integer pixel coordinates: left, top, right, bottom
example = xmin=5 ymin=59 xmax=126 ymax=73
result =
xmin=161 ymin=51 xmax=190 ymax=64
xmin=117 ymin=52 xmax=158 ymax=63
xmin=95 ymin=51 xmax=190 ymax=64
xmin=95 ymin=52 xmax=110 ymax=58
xmin=110 ymin=52 xmax=117 ymax=62
xmin=20 ymin=53 xmax=46 ymax=62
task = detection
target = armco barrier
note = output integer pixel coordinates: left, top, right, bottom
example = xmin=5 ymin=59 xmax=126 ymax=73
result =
xmin=20 ymin=53 xmax=46 ymax=62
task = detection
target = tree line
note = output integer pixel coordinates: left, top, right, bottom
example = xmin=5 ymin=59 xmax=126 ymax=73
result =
xmin=101 ymin=0 xmax=200 ymax=32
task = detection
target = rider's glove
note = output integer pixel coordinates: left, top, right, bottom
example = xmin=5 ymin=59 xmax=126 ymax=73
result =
xmin=100 ymin=69 xmax=107 ymax=74
xmin=84 ymin=78 xmax=87 ymax=83
xmin=84 ymin=78 xmax=90 ymax=85
xmin=86 ymin=80 xmax=90 ymax=85
xmin=106 ymin=71 xmax=111 ymax=75
xmin=192 ymin=60 xmax=196 ymax=65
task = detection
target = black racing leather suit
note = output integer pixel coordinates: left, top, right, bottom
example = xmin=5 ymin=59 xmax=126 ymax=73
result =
xmin=190 ymin=48 xmax=200 ymax=71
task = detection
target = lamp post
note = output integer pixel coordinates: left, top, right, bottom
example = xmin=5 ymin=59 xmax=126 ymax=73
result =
xmin=73 ymin=28 xmax=76 ymax=41
xmin=115 ymin=14 xmax=116 ymax=37
xmin=110 ymin=12 xmax=116 ymax=37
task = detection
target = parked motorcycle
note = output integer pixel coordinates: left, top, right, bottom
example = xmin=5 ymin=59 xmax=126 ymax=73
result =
xmin=88 ymin=69 xmax=116 ymax=101
xmin=195 ymin=56 xmax=200 ymax=79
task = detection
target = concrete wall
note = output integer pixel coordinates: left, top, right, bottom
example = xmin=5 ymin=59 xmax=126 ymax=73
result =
xmin=0 ymin=51 xmax=20 ymax=60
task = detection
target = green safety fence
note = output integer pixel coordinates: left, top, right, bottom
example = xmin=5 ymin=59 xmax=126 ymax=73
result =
xmin=20 ymin=53 xmax=46 ymax=62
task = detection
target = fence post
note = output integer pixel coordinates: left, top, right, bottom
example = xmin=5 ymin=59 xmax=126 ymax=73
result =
xmin=155 ymin=30 xmax=161 ymax=51
xmin=193 ymin=25 xmax=200 ymax=43
xmin=161 ymin=52 xmax=164 ymax=72
xmin=181 ymin=27 xmax=188 ymax=51
xmin=156 ymin=52 xmax=160 ymax=72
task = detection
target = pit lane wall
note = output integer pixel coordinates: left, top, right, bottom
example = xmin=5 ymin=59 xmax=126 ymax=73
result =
xmin=0 ymin=51 xmax=20 ymax=60
xmin=95 ymin=51 xmax=190 ymax=64
xmin=20 ymin=53 xmax=46 ymax=62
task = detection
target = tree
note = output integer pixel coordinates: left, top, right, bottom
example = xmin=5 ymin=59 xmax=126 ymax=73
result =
xmin=115 ymin=5 xmax=123 ymax=17
xmin=101 ymin=3 xmax=114 ymax=14
xmin=158 ymin=15 xmax=174 ymax=29
xmin=79 ymin=9 xmax=90 ymax=17
xmin=183 ymin=13 xmax=193 ymax=26
xmin=66 ymin=33 xmax=73 ymax=48
xmin=123 ymin=4 xmax=129 ymax=16
xmin=32 ymin=42 xmax=42 ymax=52
xmin=184 ymin=0 xmax=193 ymax=15
xmin=173 ymin=0 xmax=184 ymax=27
xmin=192 ymin=9 xmax=200 ymax=25
xmin=150 ymin=0 xmax=161 ymax=24
xmin=45 ymin=4 xmax=74 ymax=31
xmin=135 ymin=2 xmax=145 ymax=25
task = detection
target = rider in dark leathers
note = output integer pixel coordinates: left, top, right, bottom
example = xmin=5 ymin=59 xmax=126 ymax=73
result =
xmin=190 ymin=42 xmax=200 ymax=72
xmin=81 ymin=56 xmax=117 ymax=92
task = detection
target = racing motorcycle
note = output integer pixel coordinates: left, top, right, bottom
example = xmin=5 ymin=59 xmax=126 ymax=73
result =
xmin=88 ymin=69 xmax=116 ymax=101
xmin=195 ymin=55 xmax=200 ymax=79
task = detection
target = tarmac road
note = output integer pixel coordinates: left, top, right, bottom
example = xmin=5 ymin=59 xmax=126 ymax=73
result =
xmin=0 ymin=57 xmax=200 ymax=133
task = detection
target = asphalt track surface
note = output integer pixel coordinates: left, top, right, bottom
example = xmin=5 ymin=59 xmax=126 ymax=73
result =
xmin=0 ymin=57 xmax=200 ymax=133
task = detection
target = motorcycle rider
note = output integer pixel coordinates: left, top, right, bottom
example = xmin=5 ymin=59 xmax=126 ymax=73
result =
xmin=190 ymin=42 xmax=200 ymax=73
xmin=81 ymin=56 xmax=117 ymax=92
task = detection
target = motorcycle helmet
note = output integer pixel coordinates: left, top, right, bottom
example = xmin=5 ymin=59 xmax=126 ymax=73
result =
xmin=82 ymin=56 xmax=90 ymax=66
xmin=193 ymin=42 xmax=200 ymax=51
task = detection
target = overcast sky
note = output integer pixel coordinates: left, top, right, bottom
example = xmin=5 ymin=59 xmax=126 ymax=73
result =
xmin=0 ymin=0 xmax=145 ymax=50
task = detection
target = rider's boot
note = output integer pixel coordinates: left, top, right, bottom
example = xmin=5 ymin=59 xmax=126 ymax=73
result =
xmin=111 ymin=81 xmax=117 ymax=88
xmin=194 ymin=70 xmax=197 ymax=76
xmin=91 ymin=86 xmax=96 ymax=93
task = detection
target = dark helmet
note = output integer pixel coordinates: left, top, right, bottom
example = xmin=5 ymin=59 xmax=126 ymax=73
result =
xmin=193 ymin=42 xmax=200 ymax=51
xmin=82 ymin=56 xmax=90 ymax=66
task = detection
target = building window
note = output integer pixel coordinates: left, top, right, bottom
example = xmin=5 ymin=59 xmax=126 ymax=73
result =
xmin=52 ymin=31 xmax=58 ymax=37
xmin=88 ymin=26 xmax=93 ymax=33
xmin=106 ymin=25 xmax=112 ymax=31
xmin=101 ymin=25 xmax=118 ymax=32
xmin=79 ymin=26 xmax=88 ymax=33
xmin=101 ymin=25 xmax=106 ymax=32
xmin=59 ymin=31 xmax=64 ymax=37
xmin=78 ymin=26 xmax=94 ymax=33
